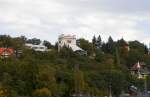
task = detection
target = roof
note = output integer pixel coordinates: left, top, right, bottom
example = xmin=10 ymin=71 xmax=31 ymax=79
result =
xmin=132 ymin=62 xmax=141 ymax=70
xmin=0 ymin=48 xmax=14 ymax=55
xmin=68 ymin=44 xmax=84 ymax=52
xmin=25 ymin=43 xmax=47 ymax=52
xmin=25 ymin=43 xmax=47 ymax=48
xmin=25 ymin=43 xmax=33 ymax=47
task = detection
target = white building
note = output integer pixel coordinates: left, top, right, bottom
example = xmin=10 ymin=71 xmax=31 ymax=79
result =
xmin=58 ymin=34 xmax=85 ymax=54
xmin=25 ymin=42 xmax=48 ymax=52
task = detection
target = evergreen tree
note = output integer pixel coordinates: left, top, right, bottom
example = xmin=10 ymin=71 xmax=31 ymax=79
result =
xmin=0 ymin=34 xmax=148 ymax=97
xmin=144 ymin=45 xmax=149 ymax=54
xmin=26 ymin=38 xmax=41 ymax=45
xmin=117 ymin=38 xmax=126 ymax=47
xmin=103 ymin=36 xmax=115 ymax=54
xmin=108 ymin=36 xmax=113 ymax=44
xmin=92 ymin=35 xmax=97 ymax=46
xmin=96 ymin=35 xmax=102 ymax=49
xmin=43 ymin=40 xmax=53 ymax=49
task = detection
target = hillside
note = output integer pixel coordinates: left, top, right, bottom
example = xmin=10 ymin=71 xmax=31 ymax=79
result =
xmin=0 ymin=35 xmax=150 ymax=97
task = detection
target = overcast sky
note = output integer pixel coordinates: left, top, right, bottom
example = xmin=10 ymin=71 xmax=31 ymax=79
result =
xmin=0 ymin=0 xmax=150 ymax=45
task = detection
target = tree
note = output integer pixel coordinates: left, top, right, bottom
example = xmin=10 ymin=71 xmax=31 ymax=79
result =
xmin=26 ymin=38 xmax=41 ymax=45
xmin=96 ymin=35 xmax=102 ymax=49
xmin=144 ymin=45 xmax=149 ymax=54
xmin=129 ymin=41 xmax=145 ymax=54
xmin=92 ymin=35 xmax=97 ymax=46
xmin=0 ymin=88 xmax=8 ymax=97
xmin=102 ymin=36 xmax=115 ymax=54
xmin=77 ymin=38 xmax=94 ymax=55
xmin=74 ymin=64 xmax=85 ymax=93
xmin=32 ymin=88 xmax=52 ymax=97
xmin=0 ymin=34 xmax=149 ymax=97
xmin=43 ymin=40 xmax=53 ymax=49
xmin=59 ymin=46 xmax=75 ymax=59
xmin=36 ymin=65 xmax=57 ymax=96
xmin=117 ymin=38 xmax=126 ymax=47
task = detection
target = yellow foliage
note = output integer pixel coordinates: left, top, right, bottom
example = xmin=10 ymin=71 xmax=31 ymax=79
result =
xmin=0 ymin=89 xmax=8 ymax=97
xmin=33 ymin=88 xmax=51 ymax=97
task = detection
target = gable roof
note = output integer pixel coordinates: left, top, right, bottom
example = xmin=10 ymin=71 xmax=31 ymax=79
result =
xmin=0 ymin=48 xmax=14 ymax=55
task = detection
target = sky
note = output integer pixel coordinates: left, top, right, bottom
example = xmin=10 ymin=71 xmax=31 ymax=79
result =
xmin=0 ymin=0 xmax=150 ymax=45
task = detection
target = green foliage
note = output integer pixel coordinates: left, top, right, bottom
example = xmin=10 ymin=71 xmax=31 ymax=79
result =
xmin=26 ymin=38 xmax=41 ymax=45
xmin=0 ymin=87 xmax=8 ymax=97
xmin=0 ymin=35 xmax=149 ymax=97
xmin=102 ymin=36 xmax=116 ymax=54
xmin=32 ymin=88 xmax=52 ymax=97
xmin=77 ymin=38 xmax=94 ymax=55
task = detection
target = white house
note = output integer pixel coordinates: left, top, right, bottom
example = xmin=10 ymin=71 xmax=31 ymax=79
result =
xmin=25 ymin=42 xmax=48 ymax=52
xmin=58 ymin=34 xmax=86 ymax=54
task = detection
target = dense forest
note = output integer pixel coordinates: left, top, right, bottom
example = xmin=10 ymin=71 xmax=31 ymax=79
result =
xmin=0 ymin=35 xmax=150 ymax=97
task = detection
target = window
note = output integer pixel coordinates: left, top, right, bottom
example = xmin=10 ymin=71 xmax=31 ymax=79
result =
xmin=40 ymin=47 xmax=44 ymax=49
xmin=67 ymin=40 xmax=71 ymax=43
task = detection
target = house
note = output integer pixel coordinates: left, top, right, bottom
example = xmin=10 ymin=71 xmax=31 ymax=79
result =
xmin=58 ymin=34 xmax=86 ymax=54
xmin=131 ymin=62 xmax=146 ymax=79
xmin=131 ymin=62 xmax=142 ymax=79
xmin=25 ymin=42 xmax=48 ymax=52
xmin=0 ymin=48 xmax=14 ymax=58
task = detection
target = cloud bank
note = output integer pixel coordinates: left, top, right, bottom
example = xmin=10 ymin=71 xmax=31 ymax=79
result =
xmin=0 ymin=0 xmax=150 ymax=45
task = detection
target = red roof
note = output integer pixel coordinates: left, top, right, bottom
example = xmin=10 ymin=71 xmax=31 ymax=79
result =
xmin=0 ymin=48 xmax=14 ymax=55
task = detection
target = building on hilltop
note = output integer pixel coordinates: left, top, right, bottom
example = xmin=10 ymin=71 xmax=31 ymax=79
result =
xmin=0 ymin=48 xmax=14 ymax=58
xmin=58 ymin=34 xmax=86 ymax=55
xmin=131 ymin=61 xmax=147 ymax=79
xmin=25 ymin=41 xmax=48 ymax=52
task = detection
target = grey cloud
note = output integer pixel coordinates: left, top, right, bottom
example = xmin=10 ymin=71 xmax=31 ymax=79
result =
xmin=0 ymin=0 xmax=150 ymax=44
xmin=56 ymin=0 xmax=150 ymax=14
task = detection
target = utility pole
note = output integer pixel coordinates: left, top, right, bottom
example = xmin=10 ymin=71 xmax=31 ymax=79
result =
xmin=74 ymin=64 xmax=80 ymax=97
xmin=143 ymin=74 xmax=148 ymax=97
xmin=108 ymin=85 xmax=112 ymax=97
xmin=144 ymin=76 xmax=147 ymax=94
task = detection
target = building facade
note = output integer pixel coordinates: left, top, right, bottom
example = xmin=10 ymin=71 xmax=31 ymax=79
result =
xmin=58 ymin=34 xmax=86 ymax=54
xmin=0 ymin=48 xmax=14 ymax=58
xmin=25 ymin=42 xmax=48 ymax=52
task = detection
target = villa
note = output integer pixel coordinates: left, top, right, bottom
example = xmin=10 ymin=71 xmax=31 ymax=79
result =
xmin=25 ymin=42 xmax=48 ymax=52
xmin=58 ymin=34 xmax=86 ymax=55
xmin=0 ymin=48 xmax=14 ymax=58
